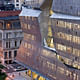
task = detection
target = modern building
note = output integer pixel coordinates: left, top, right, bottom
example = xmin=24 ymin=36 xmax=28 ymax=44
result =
xmin=16 ymin=0 xmax=80 ymax=80
xmin=51 ymin=0 xmax=80 ymax=79
xmin=0 ymin=10 xmax=23 ymax=64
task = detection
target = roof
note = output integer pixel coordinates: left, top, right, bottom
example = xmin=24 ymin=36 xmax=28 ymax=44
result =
xmin=0 ymin=10 xmax=21 ymax=18
xmin=50 ymin=13 xmax=80 ymax=20
xmin=19 ymin=7 xmax=42 ymax=17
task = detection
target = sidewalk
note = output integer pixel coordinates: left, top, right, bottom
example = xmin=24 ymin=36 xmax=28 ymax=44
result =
xmin=7 ymin=71 xmax=31 ymax=80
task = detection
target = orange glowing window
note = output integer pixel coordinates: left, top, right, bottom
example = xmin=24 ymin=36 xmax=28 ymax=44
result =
xmin=6 ymin=23 xmax=11 ymax=29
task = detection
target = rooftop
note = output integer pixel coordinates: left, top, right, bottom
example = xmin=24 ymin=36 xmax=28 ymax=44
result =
xmin=0 ymin=10 xmax=21 ymax=18
xmin=19 ymin=7 xmax=41 ymax=17
xmin=50 ymin=13 xmax=80 ymax=20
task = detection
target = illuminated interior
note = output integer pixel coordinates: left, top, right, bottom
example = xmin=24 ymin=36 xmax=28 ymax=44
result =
xmin=6 ymin=23 xmax=11 ymax=29
xmin=38 ymin=76 xmax=46 ymax=80
xmin=32 ymin=72 xmax=38 ymax=79
xmin=46 ymin=26 xmax=54 ymax=48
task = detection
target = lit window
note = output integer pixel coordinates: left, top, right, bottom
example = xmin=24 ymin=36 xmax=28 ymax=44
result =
xmin=66 ymin=47 xmax=72 ymax=53
xmin=25 ymin=43 xmax=27 ymax=48
xmin=57 ymin=44 xmax=66 ymax=52
xmin=28 ymin=24 xmax=30 ymax=29
xmin=6 ymin=23 xmax=11 ymax=29
xmin=32 ymin=35 xmax=35 ymax=40
xmin=66 ymin=22 xmax=71 ymax=29
xmin=58 ymin=21 xmax=65 ymax=28
xmin=73 ymin=48 xmax=80 ymax=57
xmin=28 ymin=44 xmax=32 ymax=49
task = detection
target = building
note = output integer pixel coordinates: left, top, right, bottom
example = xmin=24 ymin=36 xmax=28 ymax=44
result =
xmin=51 ymin=0 xmax=80 ymax=79
xmin=16 ymin=0 xmax=80 ymax=80
xmin=0 ymin=0 xmax=24 ymax=10
xmin=23 ymin=0 xmax=45 ymax=8
xmin=14 ymin=0 xmax=24 ymax=10
xmin=52 ymin=0 xmax=80 ymax=16
xmin=0 ymin=10 xmax=23 ymax=64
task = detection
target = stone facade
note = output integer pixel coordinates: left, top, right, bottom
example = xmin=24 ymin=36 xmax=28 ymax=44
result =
xmin=0 ymin=10 xmax=23 ymax=64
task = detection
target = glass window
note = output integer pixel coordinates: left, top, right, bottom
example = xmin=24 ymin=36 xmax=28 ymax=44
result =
xmin=0 ymin=22 xmax=3 ymax=29
xmin=13 ymin=21 xmax=21 ymax=29
xmin=14 ymin=50 xmax=17 ymax=57
xmin=28 ymin=44 xmax=32 ymax=49
xmin=66 ymin=22 xmax=71 ymax=29
xmin=73 ymin=48 xmax=80 ymax=57
xmin=4 ymin=52 xmax=7 ymax=59
xmin=32 ymin=35 xmax=35 ymax=40
xmin=25 ymin=43 xmax=27 ymax=48
xmin=6 ymin=42 xmax=8 ymax=48
xmin=9 ymin=51 xmax=11 ymax=58
xmin=16 ymin=0 xmax=19 ymax=2
xmin=58 ymin=21 xmax=65 ymax=28
xmin=15 ymin=41 xmax=17 ymax=47
xmin=57 ymin=44 xmax=66 ymax=52
xmin=28 ymin=24 xmax=31 ymax=29
xmin=16 ymin=4 xmax=19 ymax=6
xmin=66 ymin=47 xmax=72 ymax=53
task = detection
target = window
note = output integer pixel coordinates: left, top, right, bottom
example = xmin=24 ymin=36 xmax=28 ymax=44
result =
xmin=4 ymin=52 xmax=7 ymax=59
xmin=13 ymin=22 xmax=21 ymax=29
xmin=14 ymin=50 xmax=17 ymax=57
xmin=6 ymin=33 xmax=8 ymax=39
xmin=15 ymin=41 xmax=17 ymax=47
xmin=6 ymin=23 xmax=11 ymax=29
xmin=73 ymin=48 xmax=80 ymax=57
xmin=28 ymin=44 xmax=32 ymax=49
xmin=6 ymin=33 xmax=11 ymax=39
xmin=25 ymin=43 xmax=27 ymax=48
xmin=6 ymin=41 xmax=10 ymax=48
xmin=14 ymin=32 xmax=17 ymax=37
xmin=6 ymin=42 xmax=8 ymax=48
xmin=32 ymin=35 xmax=35 ymax=40
xmin=57 ymin=44 xmax=66 ymax=52
xmin=9 ymin=51 xmax=11 ymax=58
xmin=66 ymin=47 xmax=72 ymax=53
xmin=20 ymin=40 xmax=22 ymax=44
xmin=57 ymin=21 xmax=65 ymax=28
xmin=66 ymin=22 xmax=71 ymax=29
xmin=16 ymin=4 xmax=19 ymax=6
xmin=16 ymin=0 xmax=19 ymax=2
xmin=9 ymin=41 xmax=10 ymax=48
xmin=0 ymin=22 xmax=3 ymax=29
xmin=27 ymin=24 xmax=31 ymax=29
